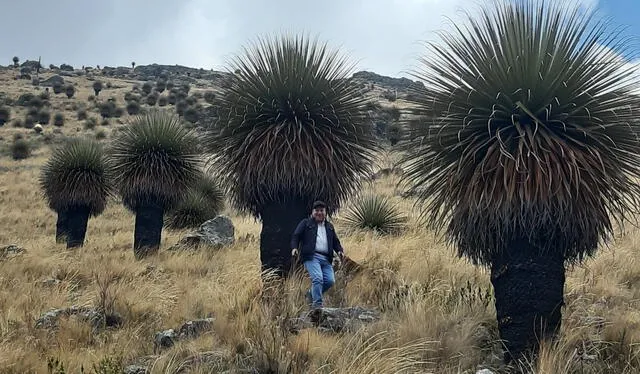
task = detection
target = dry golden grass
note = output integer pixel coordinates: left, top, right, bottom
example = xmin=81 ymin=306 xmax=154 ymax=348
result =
xmin=2 ymin=70 xmax=640 ymax=374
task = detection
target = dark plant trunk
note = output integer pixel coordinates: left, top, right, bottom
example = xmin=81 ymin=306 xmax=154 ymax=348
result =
xmin=133 ymin=204 xmax=164 ymax=259
xmin=66 ymin=206 xmax=90 ymax=248
xmin=259 ymin=198 xmax=309 ymax=278
xmin=55 ymin=210 xmax=69 ymax=243
xmin=490 ymin=237 xmax=565 ymax=370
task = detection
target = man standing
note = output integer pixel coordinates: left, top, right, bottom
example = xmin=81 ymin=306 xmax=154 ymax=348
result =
xmin=291 ymin=200 xmax=345 ymax=309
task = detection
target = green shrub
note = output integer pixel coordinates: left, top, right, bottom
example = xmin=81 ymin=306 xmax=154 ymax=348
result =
xmin=342 ymin=194 xmax=407 ymax=234
xmin=12 ymin=119 xmax=22 ymax=128
xmin=126 ymin=101 xmax=141 ymax=115
xmin=203 ymin=90 xmax=216 ymax=104
xmin=65 ymin=84 xmax=75 ymax=99
xmin=176 ymin=100 xmax=187 ymax=116
xmin=156 ymin=80 xmax=166 ymax=93
xmin=142 ymin=82 xmax=153 ymax=95
xmin=168 ymin=91 xmax=177 ymax=105
xmin=53 ymin=113 xmax=64 ymax=127
xmin=166 ymin=81 xmax=174 ymax=91
xmin=85 ymin=117 xmax=98 ymax=129
xmin=88 ymin=95 xmax=96 ymax=102
xmin=12 ymin=56 xmax=19 ymax=67
xmin=181 ymin=83 xmax=190 ymax=94
xmin=146 ymin=93 xmax=158 ymax=106
xmin=158 ymin=96 xmax=168 ymax=107
xmin=387 ymin=123 xmax=401 ymax=146
xmin=11 ymin=138 xmax=31 ymax=160
xmin=184 ymin=106 xmax=200 ymax=123
xmin=0 ymin=106 xmax=10 ymax=126
xmin=93 ymin=81 xmax=103 ymax=96
xmin=114 ymin=106 xmax=124 ymax=118
xmin=24 ymin=116 xmax=35 ymax=129
xmin=101 ymin=119 xmax=110 ymax=127
xmin=164 ymin=176 xmax=225 ymax=230
xmin=95 ymin=128 xmax=107 ymax=140
xmin=32 ymin=77 xmax=40 ymax=86
xmin=77 ymin=109 xmax=87 ymax=120
xmin=39 ymin=90 xmax=50 ymax=101
xmin=186 ymin=95 xmax=198 ymax=106
xmin=124 ymin=92 xmax=139 ymax=103
xmin=38 ymin=110 xmax=51 ymax=125
xmin=27 ymin=107 xmax=39 ymax=118
xmin=99 ymin=102 xmax=116 ymax=118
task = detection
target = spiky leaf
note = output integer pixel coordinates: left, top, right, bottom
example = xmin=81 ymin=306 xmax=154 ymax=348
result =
xmin=204 ymin=34 xmax=379 ymax=216
xmin=109 ymin=110 xmax=202 ymax=211
xmin=39 ymin=138 xmax=113 ymax=215
xmin=399 ymin=0 xmax=640 ymax=265
xmin=342 ymin=194 xmax=407 ymax=234
xmin=165 ymin=173 xmax=226 ymax=230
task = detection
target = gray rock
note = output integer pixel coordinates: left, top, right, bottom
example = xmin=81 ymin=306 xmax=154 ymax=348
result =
xmin=41 ymin=75 xmax=65 ymax=87
xmin=39 ymin=278 xmax=61 ymax=287
xmin=1 ymin=244 xmax=25 ymax=259
xmin=35 ymin=305 xmax=122 ymax=330
xmin=175 ymin=216 xmax=234 ymax=249
xmin=154 ymin=317 xmax=215 ymax=350
xmin=124 ymin=365 xmax=147 ymax=374
xmin=476 ymin=369 xmax=495 ymax=374
xmin=289 ymin=307 xmax=380 ymax=334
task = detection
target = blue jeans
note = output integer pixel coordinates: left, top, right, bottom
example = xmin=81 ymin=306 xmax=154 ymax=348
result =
xmin=303 ymin=253 xmax=335 ymax=308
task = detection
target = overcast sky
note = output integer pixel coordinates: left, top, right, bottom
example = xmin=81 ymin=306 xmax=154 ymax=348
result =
xmin=1 ymin=0 xmax=635 ymax=78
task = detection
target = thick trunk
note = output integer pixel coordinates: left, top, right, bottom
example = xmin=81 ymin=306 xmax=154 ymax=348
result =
xmin=133 ymin=204 xmax=164 ymax=259
xmin=66 ymin=206 xmax=90 ymax=248
xmin=55 ymin=210 xmax=69 ymax=244
xmin=259 ymin=199 xmax=309 ymax=278
xmin=490 ymin=237 xmax=565 ymax=369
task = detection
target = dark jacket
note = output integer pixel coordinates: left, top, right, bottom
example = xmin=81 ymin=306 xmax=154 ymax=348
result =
xmin=291 ymin=217 xmax=344 ymax=262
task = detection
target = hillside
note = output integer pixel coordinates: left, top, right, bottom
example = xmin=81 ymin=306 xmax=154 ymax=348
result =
xmin=1 ymin=63 xmax=640 ymax=374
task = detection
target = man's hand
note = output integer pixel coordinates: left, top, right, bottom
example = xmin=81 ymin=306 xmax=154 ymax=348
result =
xmin=291 ymin=248 xmax=299 ymax=258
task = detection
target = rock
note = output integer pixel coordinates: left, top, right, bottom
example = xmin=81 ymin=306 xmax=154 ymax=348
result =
xmin=41 ymin=75 xmax=65 ymax=87
xmin=59 ymin=64 xmax=74 ymax=72
xmin=1 ymin=244 xmax=25 ymax=258
xmin=39 ymin=278 xmax=61 ymax=287
xmin=175 ymin=216 xmax=235 ymax=250
xmin=35 ymin=305 xmax=122 ymax=330
xmin=124 ymin=365 xmax=147 ymax=374
xmin=476 ymin=370 xmax=495 ymax=374
xmin=289 ymin=307 xmax=380 ymax=334
xmin=154 ymin=317 xmax=215 ymax=350
xmin=33 ymin=124 xmax=43 ymax=133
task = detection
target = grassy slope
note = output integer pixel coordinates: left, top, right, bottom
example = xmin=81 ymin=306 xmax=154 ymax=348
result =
xmin=1 ymin=70 xmax=640 ymax=373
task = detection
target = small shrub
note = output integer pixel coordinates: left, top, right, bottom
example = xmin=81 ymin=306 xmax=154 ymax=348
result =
xmin=0 ymin=106 xmax=10 ymax=126
xmin=77 ymin=109 xmax=87 ymax=120
xmin=114 ymin=106 xmax=124 ymax=118
xmin=106 ymin=81 xmax=112 ymax=89
xmin=95 ymin=128 xmax=107 ymax=140
xmin=176 ymin=100 xmax=188 ymax=116
xmin=65 ymin=84 xmax=75 ymax=99
xmin=27 ymin=107 xmax=39 ymax=118
xmin=24 ymin=116 xmax=35 ymax=129
xmin=165 ymin=175 xmax=225 ymax=230
xmin=38 ymin=110 xmax=51 ymax=125
xmin=29 ymin=95 xmax=44 ymax=109
xmin=39 ymin=91 xmax=50 ymax=101
xmin=186 ymin=95 xmax=198 ymax=106
xmin=88 ymin=95 xmax=96 ymax=102
xmin=12 ymin=119 xmax=22 ymax=128
xmin=124 ymin=91 xmax=139 ymax=103
xmin=156 ymin=80 xmax=166 ymax=93
xmin=158 ymin=96 xmax=168 ymax=107
xmin=32 ymin=77 xmax=40 ymax=86
xmin=126 ymin=101 xmax=141 ymax=115
xmin=99 ymin=102 xmax=116 ymax=118
xmin=166 ymin=81 xmax=174 ymax=91
xmin=184 ymin=106 xmax=200 ymax=123
xmin=203 ymin=90 xmax=216 ymax=104
xmin=101 ymin=119 xmax=110 ymax=127
xmin=53 ymin=113 xmax=64 ymax=127
xmin=145 ymin=93 xmax=158 ymax=106
xmin=387 ymin=123 xmax=402 ymax=146
xmin=52 ymin=82 xmax=64 ymax=95
xmin=383 ymin=90 xmax=397 ymax=102
xmin=93 ymin=81 xmax=103 ymax=96
xmin=168 ymin=92 xmax=177 ymax=105
xmin=384 ymin=106 xmax=401 ymax=121
xmin=85 ymin=117 xmax=98 ymax=129
xmin=16 ymin=93 xmax=35 ymax=107
xmin=11 ymin=138 xmax=30 ymax=160
xmin=342 ymin=194 xmax=407 ymax=234
xmin=181 ymin=83 xmax=190 ymax=94
xmin=142 ymin=82 xmax=153 ymax=95
xmin=12 ymin=56 xmax=19 ymax=67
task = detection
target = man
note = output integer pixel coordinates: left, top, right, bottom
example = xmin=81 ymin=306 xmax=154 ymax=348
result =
xmin=291 ymin=200 xmax=345 ymax=309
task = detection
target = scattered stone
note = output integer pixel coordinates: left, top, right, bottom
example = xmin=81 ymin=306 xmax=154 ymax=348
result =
xmin=1 ymin=244 xmax=25 ymax=259
xmin=154 ymin=317 xmax=215 ymax=350
xmin=174 ymin=216 xmax=235 ymax=250
xmin=35 ymin=305 xmax=122 ymax=330
xmin=476 ymin=369 xmax=495 ymax=374
xmin=289 ymin=307 xmax=380 ymax=334
xmin=124 ymin=365 xmax=147 ymax=374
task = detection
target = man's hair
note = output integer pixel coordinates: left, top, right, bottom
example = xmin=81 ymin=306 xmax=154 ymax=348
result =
xmin=312 ymin=200 xmax=326 ymax=209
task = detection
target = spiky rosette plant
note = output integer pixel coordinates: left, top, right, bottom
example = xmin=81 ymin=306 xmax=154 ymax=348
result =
xmin=39 ymin=138 xmax=114 ymax=248
xmin=110 ymin=110 xmax=202 ymax=259
xmin=205 ymin=34 xmax=379 ymax=276
xmin=342 ymin=193 xmax=407 ymax=234
xmin=399 ymin=0 xmax=640 ymax=366
xmin=165 ymin=174 xmax=225 ymax=230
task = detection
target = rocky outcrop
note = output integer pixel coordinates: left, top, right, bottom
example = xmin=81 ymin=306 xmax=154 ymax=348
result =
xmin=352 ymin=71 xmax=424 ymax=92
xmin=154 ymin=317 xmax=215 ymax=350
xmin=35 ymin=305 xmax=123 ymax=330
xmin=289 ymin=307 xmax=380 ymax=334
xmin=41 ymin=75 xmax=65 ymax=87
xmin=173 ymin=216 xmax=235 ymax=250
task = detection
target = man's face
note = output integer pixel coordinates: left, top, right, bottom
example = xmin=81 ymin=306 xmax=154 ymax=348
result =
xmin=312 ymin=207 xmax=326 ymax=222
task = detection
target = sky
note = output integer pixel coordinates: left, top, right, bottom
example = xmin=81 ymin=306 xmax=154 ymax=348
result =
xmin=0 ymin=0 xmax=638 ymax=78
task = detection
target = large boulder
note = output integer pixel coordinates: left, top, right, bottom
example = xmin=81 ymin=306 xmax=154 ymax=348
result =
xmin=174 ymin=216 xmax=235 ymax=250
xmin=289 ymin=307 xmax=380 ymax=334
xmin=41 ymin=75 xmax=65 ymax=87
